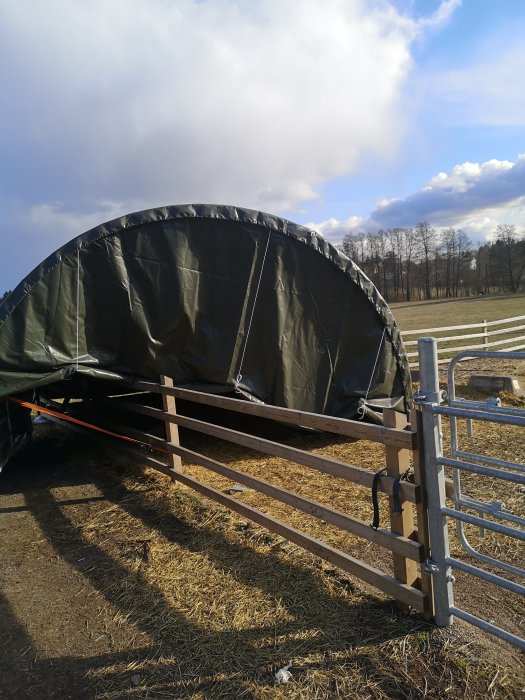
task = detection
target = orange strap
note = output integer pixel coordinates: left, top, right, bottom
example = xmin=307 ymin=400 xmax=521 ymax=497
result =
xmin=8 ymin=396 xmax=167 ymax=453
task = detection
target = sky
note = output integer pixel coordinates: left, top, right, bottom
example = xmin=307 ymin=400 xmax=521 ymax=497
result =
xmin=0 ymin=0 xmax=524 ymax=291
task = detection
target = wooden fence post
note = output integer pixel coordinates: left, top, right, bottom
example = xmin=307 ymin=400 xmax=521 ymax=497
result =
xmin=160 ymin=375 xmax=183 ymax=478
xmin=384 ymin=409 xmax=418 ymax=597
xmin=483 ymin=319 xmax=488 ymax=350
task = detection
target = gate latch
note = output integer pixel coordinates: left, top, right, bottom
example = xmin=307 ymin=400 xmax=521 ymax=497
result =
xmin=424 ymin=558 xmax=440 ymax=575
xmin=424 ymin=558 xmax=456 ymax=582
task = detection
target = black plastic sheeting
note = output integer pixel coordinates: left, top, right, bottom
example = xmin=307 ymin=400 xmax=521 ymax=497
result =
xmin=0 ymin=205 xmax=411 ymax=466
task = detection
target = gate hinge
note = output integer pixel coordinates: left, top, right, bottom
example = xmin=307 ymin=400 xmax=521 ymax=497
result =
xmin=414 ymin=390 xmax=447 ymax=405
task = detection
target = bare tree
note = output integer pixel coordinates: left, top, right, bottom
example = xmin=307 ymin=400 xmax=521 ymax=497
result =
xmin=335 ymin=222 xmax=518 ymax=300
xmin=441 ymin=227 xmax=457 ymax=297
xmin=403 ymin=228 xmax=418 ymax=301
xmin=341 ymin=231 xmax=368 ymax=268
xmin=415 ymin=222 xmax=435 ymax=299
xmin=495 ymin=224 xmax=525 ymax=293
xmin=454 ymin=229 xmax=472 ymax=296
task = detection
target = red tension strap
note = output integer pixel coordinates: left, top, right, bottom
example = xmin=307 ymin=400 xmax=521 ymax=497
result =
xmin=7 ymin=396 xmax=166 ymax=453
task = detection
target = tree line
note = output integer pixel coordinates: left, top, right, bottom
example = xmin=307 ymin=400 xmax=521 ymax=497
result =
xmin=338 ymin=223 xmax=525 ymax=302
xmin=1 ymin=223 xmax=524 ymax=306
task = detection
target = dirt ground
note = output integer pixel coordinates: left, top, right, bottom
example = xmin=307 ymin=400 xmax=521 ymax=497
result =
xmin=1 ymin=387 xmax=524 ymax=699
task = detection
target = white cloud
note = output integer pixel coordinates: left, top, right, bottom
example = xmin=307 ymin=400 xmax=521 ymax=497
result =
xmin=369 ymin=155 xmax=525 ymax=228
xmin=413 ymin=0 xmax=462 ymax=31
xmin=304 ymin=215 xmax=365 ymax=242
xmin=0 ymin=0 xmax=417 ymax=212
xmin=0 ymin=199 xmax=128 ymax=286
xmin=0 ymin=0 xmax=459 ymax=288
xmin=309 ymin=155 xmax=525 ymax=242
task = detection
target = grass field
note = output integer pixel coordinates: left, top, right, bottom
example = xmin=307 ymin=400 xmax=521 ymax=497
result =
xmin=391 ymin=293 xmax=525 ymax=332
xmin=0 ymin=294 xmax=524 ymax=699
xmin=393 ymin=293 xmax=525 ymax=380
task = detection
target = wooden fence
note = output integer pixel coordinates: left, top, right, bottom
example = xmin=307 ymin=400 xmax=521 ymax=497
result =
xmin=403 ymin=314 xmax=525 ymax=367
xmin=62 ymin=376 xmax=434 ymax=618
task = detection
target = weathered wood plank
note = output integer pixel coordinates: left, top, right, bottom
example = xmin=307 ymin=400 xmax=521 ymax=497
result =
xmin=132 ymin=380 xmax=416 ymax=449
xmin=114 ymin=399 xmax=419 ymax=503
xmin=122 ymin=427 xmax=422 ymax=561
xmin=160 ymin=375 xmax=182 ymax=475
xmin=384 ymin=409 xmax=418 ymax=594
xmin=37 ymin=396 xmax=427 ymax=610
xmin=123 ymin=448 xmax=426 ymax=610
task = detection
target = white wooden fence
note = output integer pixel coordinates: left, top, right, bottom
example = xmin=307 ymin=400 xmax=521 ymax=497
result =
xmin=403 ymin=314 xmax=525 ymax=366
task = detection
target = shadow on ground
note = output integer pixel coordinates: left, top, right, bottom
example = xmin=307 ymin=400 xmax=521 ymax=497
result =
xmin=0 ymin=427 xmax=464 ymax=699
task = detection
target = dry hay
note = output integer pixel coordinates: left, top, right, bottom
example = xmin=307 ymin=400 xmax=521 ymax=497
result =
xmin=69 ymin=452 xmax=523 ymax=699
xmin=2 ymin=363 xmax=524 ymax=698
xmin=58 ymin=388 xmax=524 ymax=697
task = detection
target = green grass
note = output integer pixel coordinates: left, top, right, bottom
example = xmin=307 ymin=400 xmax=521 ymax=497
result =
xmin=390 ymin=293 xmax=525 ymax=332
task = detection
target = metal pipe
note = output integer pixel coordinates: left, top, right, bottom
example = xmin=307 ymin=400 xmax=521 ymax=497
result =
xmin=449 ymin=607 xmax=525 ymax=650
xmin=455 ymin=495 xmax=525 ymax=527
xmin=434 ymin=405 xmax=525 ymax=427
xmin=453 ymin=523 xmax=525 ymax=578
xmin=447 ymin=350 xmax=525 ymax=393
xmin=417 ymin=337 xmax=454 ymax=626
xmin=441 ymin=507 xmax=525 ymax=541
xmin=439 ymin=456 xmax=525 ymax=484
xmin=449 ymin=399 xmax=525 ymax=418
xmin=447 ymin=557 xmax=525 ymax=594
xmin=454 ymin=449 xmax=525 ymax=475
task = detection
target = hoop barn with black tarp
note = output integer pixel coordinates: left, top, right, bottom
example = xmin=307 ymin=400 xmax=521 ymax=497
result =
xmin=0 ymin=204 xmax=411 ymax=468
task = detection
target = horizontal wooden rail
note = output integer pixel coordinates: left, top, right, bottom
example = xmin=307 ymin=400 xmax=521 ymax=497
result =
xmin=116 ymin=444 xmax=426 ymax=610
xmin=404 ymin=314 xmax=525 ymax=366
xmin=402 ymin=314 xmax=525 ymax=336
xmin=39 ymin=397 xmax=424 ymax=558
xmin=403 ymin=324 xmax=525 ymax=346
xmin=113 ymin=399 xmax=418 ymax=503
xmin=115 ymin=426 xmax=422 ymax=561
xmin=406 ymin=335 xmax=525 ymax=359
xmin=37 ymin=396 xmax=428 ymax=612
xmin=132 ymin=381 xmax=416 ymax=450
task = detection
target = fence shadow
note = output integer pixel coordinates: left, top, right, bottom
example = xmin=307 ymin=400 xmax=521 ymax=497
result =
xmin=0 ymin=427 xmax=432 ymax=698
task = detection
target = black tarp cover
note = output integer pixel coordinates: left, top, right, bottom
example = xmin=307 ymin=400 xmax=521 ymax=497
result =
xmin=0 ymin=205 xmax=411 ymax=464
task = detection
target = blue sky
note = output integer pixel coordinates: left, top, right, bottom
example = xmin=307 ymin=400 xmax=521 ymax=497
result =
xmin=1 ymin=0 xmax=524 ymax=291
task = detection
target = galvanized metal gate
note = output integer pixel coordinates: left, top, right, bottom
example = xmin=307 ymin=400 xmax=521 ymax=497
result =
xmin=416 ymin=340 xmax=525 ymax=649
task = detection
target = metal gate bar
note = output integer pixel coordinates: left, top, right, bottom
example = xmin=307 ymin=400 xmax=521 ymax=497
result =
xmin=445 ymin=557 xmax=525 ymax=595
xmin=449 ymin=607 xmax=524 ymax=649
xmin=453 ymin=450 xmax=525 ymax=475
xmin=433 ymin=404 xmax=525 ymax=427
xmin=439 ymin=456 xmax=525 ymax=483
xmin=417 ymin=338 xmax=525 ymax=650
